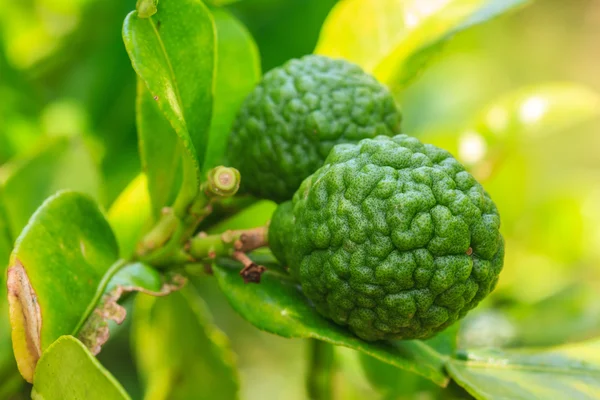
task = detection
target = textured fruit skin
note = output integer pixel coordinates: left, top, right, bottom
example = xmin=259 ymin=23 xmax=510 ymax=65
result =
xmin=268 ymin=201 xmax=294 ymax=266
xmin=228 ymin=55 xmax=402 ymax=203
xmin=271 ymin=135 xmax=504 ymax=341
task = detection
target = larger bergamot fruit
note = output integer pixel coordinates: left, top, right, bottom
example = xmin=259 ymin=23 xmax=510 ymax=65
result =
xmin=228 ymin=54 xmax=402 ymax=203
xmin=269 ymin=134 xmax=504 ymax=341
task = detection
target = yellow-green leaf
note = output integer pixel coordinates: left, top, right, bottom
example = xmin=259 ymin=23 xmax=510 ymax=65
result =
xmin=448 ymin=339 xmax=600 ymax=399
xmin=7 ymin=191 xmax=119 ymax=382
xmin=133 ymin=286 xmax=239 ymax=400
xmin=315 ymin=0 xmax=531 ymax=93
xmin=136 ymin=81 xmax=182 ymax=217
xmin=31 ymin=336 xmax=130 ymax=400
xmin=108 ymin=174 xmax=152 ymax=258
xmin=123 ymin=0 xmax=216 ymax=209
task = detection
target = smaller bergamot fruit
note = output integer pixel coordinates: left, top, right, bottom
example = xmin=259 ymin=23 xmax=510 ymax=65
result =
xmin=228 ymin=54 xmax=402 ymax=203
xmin=269 ymin=135 xmax=504 ymax=341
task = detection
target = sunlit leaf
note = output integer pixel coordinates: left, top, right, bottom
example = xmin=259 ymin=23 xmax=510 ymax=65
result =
xmin=7 ymin=191 xmax=119 ymax=382
xmin=31 ymin=336 xmax=130 ymax=400
xmin=206 ymin=199 xmax=276 ymax=233
xmin=0 ymin=136 xmax=100 ymax=237
xmin=202 ymin=8 xmax=261 ymax=173
xmin=108 ymin=173 xmax=152 ymax=258
xmin=123 ymin=0 xmax=215 ymax=207
xmin=133 ymin=286 xmax=239 ymax=400
xmin=136 ymin=81 xmax=182 ymax=217
xmin=315 ymin=0 xmax=530 ymax=92
xmin=212 ymin=262 xmax=449 ymax=386
xmin=447 ymin=339 xmax=600 ymax=399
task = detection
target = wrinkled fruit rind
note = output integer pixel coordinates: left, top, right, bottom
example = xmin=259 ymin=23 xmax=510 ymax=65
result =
xmin=268 ymin=201 xmax=294 ymax=267
xmin=229 ymin=55 xmax=402 ymax=203
xmin=274 ymin=134 xmax=504 ymax=341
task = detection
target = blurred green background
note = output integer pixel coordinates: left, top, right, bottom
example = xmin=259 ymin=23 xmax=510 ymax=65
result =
xmin=1 ymin=0 xmax=599 ymax=399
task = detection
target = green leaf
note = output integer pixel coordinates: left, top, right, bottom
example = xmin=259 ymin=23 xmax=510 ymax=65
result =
xmin=105 ymin=262 xmax=165 ymax=295
xmin=78 ymin=262 xmax=185 ymax=356
xmin=315 ymin=0 xmax=530 ymax=92
xmin=136 ymin=80 xmax=182 ymax=217
xmin=0 ymin=136 xmax=100 ymax=238
xmin=123 ymin=0 xmax=216 ymax=208
xmin=202 ymin=8 xmax=261 ymax=173
xmin=212 ymin=263 xmax=449 ymax=386
xmin=206 ymin=199 xmax=276 ymax=233
xmin=31 ymin=336 xmax=130 ymax=400
xmin=108 ymin=173 xmax=152 ymax=258
xmin=133 ymin=286 xmax=239 ymax=400
xmin=7 ymin=191 xmax=119 ymax=382
xmin=359 ymin=325 xmax=459 ymax=397
xmin=447 ymin=339 xmax=600 ymax=399
xmin=360 ymin=352 xmax=441 ymax=398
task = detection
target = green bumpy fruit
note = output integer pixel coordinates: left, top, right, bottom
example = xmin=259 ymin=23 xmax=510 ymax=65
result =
xmin=270 ymin=135 xmax=504 ymax=341
xmin=228 ymin=55 xmax=402 ymax=203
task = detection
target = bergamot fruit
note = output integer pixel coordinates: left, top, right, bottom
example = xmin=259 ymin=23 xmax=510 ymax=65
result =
xmin=269 ymin=135 xmax=504 ymax=341
xmin=228 ymin=55 xmax=402 ymax=203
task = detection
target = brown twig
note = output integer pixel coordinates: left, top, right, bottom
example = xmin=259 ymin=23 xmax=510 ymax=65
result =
xmin=233 ymin=251 xmax=267 ymax=284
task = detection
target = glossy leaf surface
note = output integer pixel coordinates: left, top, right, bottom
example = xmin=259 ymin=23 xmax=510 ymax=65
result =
xmin=448 ymin=339 xmax=600 ymax=399
xmin=213 ymin=263 xmax=448 ymax=386
xmin=123 ymin=0 xmax=215 ymax=205
xmin=31 ymin=336 xmax=130 ymax=400
xmin=7 ymin=191 xmax=119 ymax=382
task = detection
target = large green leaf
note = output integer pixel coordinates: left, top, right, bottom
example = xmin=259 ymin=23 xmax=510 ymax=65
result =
xmin=202 ymin=8 xmax=261 ymax=173
xmin=123 ymin=0 xmax=216 ymax=208
xmin=315 ymin=0 xmax=530 ymax=92
xmin=212 ymin=263 xmax=449 ymax=386
xmin=31 ymin=336 xmax=130 ymax=400
xmin=7 ymin=191 xmax=120 ymax=382
xmin=0 ymin=136 xmax=100 ymax=238
xmin=108 ymin=173 xmax=152 ymax=258
xmin=447 ymin=339 xmax=600 ymax=399
xmin=136 ymin=81 xmax=181 ymax=217
xmin=133 ymin=286 xmax=239 ymax=400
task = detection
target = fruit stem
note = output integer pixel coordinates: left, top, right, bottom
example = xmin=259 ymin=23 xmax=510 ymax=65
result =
xmin=306 ymin=339 xmax=335 ymax=400
xmin=136 ymin=166 xmax=241 ymax=266
xmin=186 ymin=227 xmax=269 ymax=283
